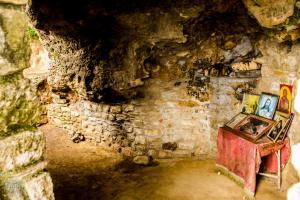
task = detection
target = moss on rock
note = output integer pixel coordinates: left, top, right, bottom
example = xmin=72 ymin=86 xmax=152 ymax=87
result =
xmin=0 ymin=72 xmax=42 ymax=136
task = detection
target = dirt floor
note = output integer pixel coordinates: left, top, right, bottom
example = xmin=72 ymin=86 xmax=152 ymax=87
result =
xmin=40 ymin=125 xmax=286 ymax=200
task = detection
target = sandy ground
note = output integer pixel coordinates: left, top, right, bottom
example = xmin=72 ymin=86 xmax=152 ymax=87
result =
xmin=40 ymin=125 xmax=286 ymax=200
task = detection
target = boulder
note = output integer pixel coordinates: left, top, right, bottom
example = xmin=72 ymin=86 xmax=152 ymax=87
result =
xmin=133 ymin=155 xmax=150 ymax=165
xmin=243 ymin=0 xmax=295 ymax=28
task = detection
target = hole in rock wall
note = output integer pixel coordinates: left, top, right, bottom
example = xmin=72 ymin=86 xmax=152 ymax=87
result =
xmin=27 ymin=0 xmax=266 ymax=158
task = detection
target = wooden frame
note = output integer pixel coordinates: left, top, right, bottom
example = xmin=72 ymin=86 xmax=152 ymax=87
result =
xmin=276 ymin=113 xmax=294 ymax=141
xmin=233 ymin=114 xmax=274 ymax=142
xmin=255 ymin=92 xmax=279 ymax=120
xmin=277 ymin=84 xmax=293 ymax=115
xmin=267 ymin=112 xmax=289 ymax=142
xmin=225 ymin=113 xmax=248 ymax=129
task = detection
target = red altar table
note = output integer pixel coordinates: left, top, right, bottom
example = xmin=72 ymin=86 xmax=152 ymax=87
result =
xmin=216 ymin=126 xmax=290 ymax=196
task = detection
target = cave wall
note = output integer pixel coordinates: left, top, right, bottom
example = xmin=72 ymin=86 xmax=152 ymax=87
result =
xmin=28 ymin=0 xmax=265 ymax=159
xmin=0 ymin=0 xmax=54 ymax=199
xmin=25 ymin=0 xmax=300 ymax=192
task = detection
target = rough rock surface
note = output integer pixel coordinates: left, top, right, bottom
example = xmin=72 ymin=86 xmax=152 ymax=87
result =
xmin=0 ymin=0 xmax=54 ymax=199
xmin=47 ymin=100 xmax=136 ymax=155
xmin=133 ymin=155 xmax=150 ymax=165
xmin=0 ymin=73 xmax=42 ymax=135
xmin=28 ymin=0 xmax=262 ymax=101
xmin=0 ymin=0 xmax=27 ymax=4
xmin=24 ymin=172 xmax=54 ymax=200
xmin=26 ymin=0 xmax=300 ymax=192
xmin=243 ymin=0 xmax=295 ymax=28
xmin=0 ymin=8 xmax=31 ymax=76
xmin=0 ymin=5 xmax=41 ymax=135
xmin=27 ymin=0 xmax=264 ymax=159
xmin=0 ymin=130 xmax=45 ymax=172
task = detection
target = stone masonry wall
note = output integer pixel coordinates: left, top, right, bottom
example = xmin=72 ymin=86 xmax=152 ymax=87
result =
xmin=209 ymin=76 xmax=260 ymax=156
xmin=47 ymin=97 xmax=136 ymax=156
xmin=47 ymin=75 xmax=260 ymax=159
xmin=0 ymin=0 xmax=54 ymax=199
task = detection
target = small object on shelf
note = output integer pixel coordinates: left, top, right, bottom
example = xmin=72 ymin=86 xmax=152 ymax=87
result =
xmin=255 ymin=92 xmax=279 ymax=120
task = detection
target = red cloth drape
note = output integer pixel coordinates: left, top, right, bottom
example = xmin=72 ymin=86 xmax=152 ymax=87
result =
xmin=216 ymin=127 xmax=290 ymax=195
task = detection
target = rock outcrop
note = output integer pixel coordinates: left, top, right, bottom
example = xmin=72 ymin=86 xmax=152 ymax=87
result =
xmin=243 ymin=0 xmax=295 ymax=28
xmin=0 ymin=0 xmax=54 ymax=199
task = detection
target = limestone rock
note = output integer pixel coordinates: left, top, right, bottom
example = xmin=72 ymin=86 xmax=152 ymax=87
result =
xmin=0 ymin=0 xmax=27 ymax=5
xmin=71 ymin=132 xmax=85 ymax=143
xmin=0 ymin=73 xmax=42 ymax=134
xmin=130 ymin=78 xmax=144 ymax=88
xmin=0 ymin=26 xmax=5 ymax=53
xmin=133 ymin=155 xmax=150 ymax=165
xmin=23 ymin=40 xmax=51 ymax=85
xmin=123 ymin=104 xmax=134 ymax=112
xmin=1 ymin=179 xmax=25 ymax=200
xmin=24 ymin=172 xmax=55 ymax=200
xmin=110 ymin=105 xmax=122 ymax=114
xmin=0 ymin=8 xmax=30 ymax=75
xmin=224 ymin=40 xmax=236 ymax=50
xmin=0 ymin=130 xmax=45 ymax=172
xmin=1 ymin=163 xmax=54 ymax=200
xmin=296 ymin=1 xmax=300 ymax=9
xmin=122 ymin=147 xmax=134 ymax=157
xmin=242 ymin=0 xmax=295 ymax=28
xmin=224 ymin=36 xmax=253 ymax=62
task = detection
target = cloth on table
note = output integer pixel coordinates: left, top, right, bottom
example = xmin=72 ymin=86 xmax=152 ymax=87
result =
xmin=216 ymin=127 xmax=290 ymax=196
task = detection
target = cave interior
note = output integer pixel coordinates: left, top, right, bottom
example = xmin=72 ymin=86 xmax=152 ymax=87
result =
xmin=1 ymin=0 xmax=300 ymax=199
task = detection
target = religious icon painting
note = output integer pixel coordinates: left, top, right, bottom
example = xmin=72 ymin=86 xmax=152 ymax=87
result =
xmin=241 ymin=93 xmax=260 ymax=114
xmin=234 ymin=114 xmax=274 ymax=141
xmin=266 ymin=112 xmax=289 ymax=142
xmin=277 ymin=84 xmax=293 ymax=115
xmin=277 ymin=113 xmax=294 ymax=141
xmin=255 ymin=92 xmax=279 ymax=120
xmin=225 ymin=112 xmax=248 ymax=129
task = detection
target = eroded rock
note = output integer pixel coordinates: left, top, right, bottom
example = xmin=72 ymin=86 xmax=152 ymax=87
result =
xmin=0 ymin=73 xmax=42 ymax=135
xmin=133 ymin=155 xmax=150 ymax=165
xmin=0 ymin=130 xmax=45 ymax=172
xmin=243 ymin=0 xmax=295 ymax=28
xmin=0 ymin=8 xmax=30 ymax=75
